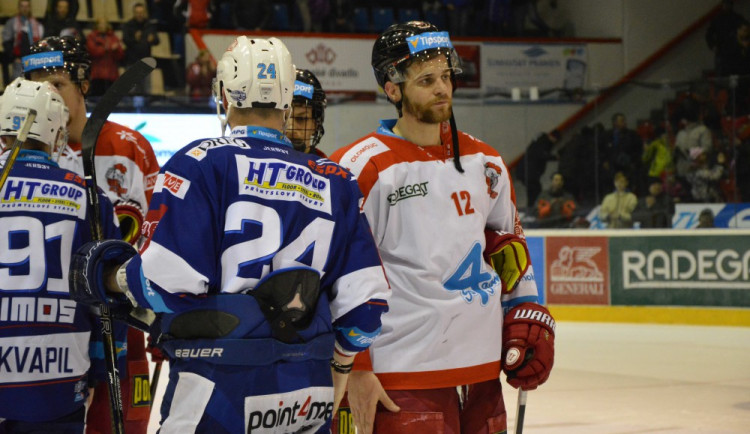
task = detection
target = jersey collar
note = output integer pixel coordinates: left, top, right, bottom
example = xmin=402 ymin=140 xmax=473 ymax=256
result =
xmin=229 ymin=126 xmax=293 ymax=148
xmin=1 ymin=149 xmax=58 ymax=168
xmin=377 ymin=119 xmax=400 ymax=138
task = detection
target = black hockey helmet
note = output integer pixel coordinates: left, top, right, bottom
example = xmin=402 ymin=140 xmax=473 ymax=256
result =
xmin=289 ymin=68 xmax=327 ymax=151
xmin=23 ymin=35 xmax=91 ymax=85
xmin=371 ymin=21 xmax=461 ymax=90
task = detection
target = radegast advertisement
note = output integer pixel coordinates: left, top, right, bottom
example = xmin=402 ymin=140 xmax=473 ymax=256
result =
xmin=610 ymin=234 xmax=750 ymax=307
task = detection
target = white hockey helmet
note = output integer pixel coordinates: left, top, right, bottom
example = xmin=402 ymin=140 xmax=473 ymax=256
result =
xmin=213 ymin=36 xmax=295 ymax=132
xmin=0 ymin=78 xmax=69 ymax=161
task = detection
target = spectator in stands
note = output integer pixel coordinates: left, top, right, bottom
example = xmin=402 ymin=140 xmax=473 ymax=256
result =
xmin=328 ymin=0 xmax=354 ymax=32
xmin=642 ymin=123 xmax=674 ymax=182
xmin=723 ymin=22 xmax=750 ymax=115
xmin=309 ymin=0 xmax=332 ymax=32
xmin=86 ymin=17 xmax=124 ymax=97
xmin=186 ymin=48 xmax=215 ymax=99
xmin=602 ymin=113 xmax=644 ymax=195
xmin=674 ymin=100 xmax=713 ymax=186
xmin=633 ymin=179 xmax=674 ymax=228
xmin=44 ymin=0 xmax=82 ymax=40
xmin=122 ymin=2 xmax=159 ymax=94
xmin=662 ymin=170 xmax=689 ymax=204
xmin=232 ymin=0 xmax=271 ymax=31
xmin=696 ymin=208 xmax=716 ymax=228
xmin=686 ymin=147 xmax=726 ymax=203
xmin=706 ymin=0 xmax=747 ymax=78
xmin=173 ymin=0 xmax=214 ymax=29
xmin=444 ymin=0 xmax=472 ymax=36
xmin=2 ymin=0 xmax=45 ymax=80
xmin=599 ymin=171 xmax=638 ymax=229
xmin=515 ymin=128 xmax=560 ymax=206
xmin=558 ymin=123 xmax=605 ymax=207
xmin=45 ymin=0 xmax=78 ymax=20
xmin=535 ymin=172 xmax=577 ymax=228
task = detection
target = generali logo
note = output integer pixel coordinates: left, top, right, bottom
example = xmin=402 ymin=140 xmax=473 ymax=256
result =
xmin=546 ymin=237 xmax=609 ymax=305
xmin=306 ymin=44 xmax=336 ymax=65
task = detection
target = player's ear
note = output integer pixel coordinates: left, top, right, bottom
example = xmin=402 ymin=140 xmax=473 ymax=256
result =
xmin=79 ymin=79 xmax=90 ymax=96
xmin=384 ymin=81 xmax=401 ymax=104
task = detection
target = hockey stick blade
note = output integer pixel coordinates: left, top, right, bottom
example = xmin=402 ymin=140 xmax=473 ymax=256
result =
xmin=79 ymin=57 xmax=155 ymax=434
xmin=81 ymin=57 xmax=156 ymax=239
xmin=0 ymin=109 xmax=38 ymax=191
xmin=515 ymin=389 xmax=527 ymax=434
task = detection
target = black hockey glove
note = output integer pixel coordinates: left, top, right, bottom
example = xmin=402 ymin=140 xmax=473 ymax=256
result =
xmin=69 ymin=239 xmax=137 ymax=312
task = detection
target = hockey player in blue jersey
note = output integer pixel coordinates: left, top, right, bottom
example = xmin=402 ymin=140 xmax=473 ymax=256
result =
xmin=68 ymin=36 xmax=390 ymax=433
xmin=0 ymin=78 xmax=120 ymax=433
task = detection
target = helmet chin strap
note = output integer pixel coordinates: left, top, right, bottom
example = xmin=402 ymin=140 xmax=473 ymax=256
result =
xmin=215 ymin=92 xmax=229 ymax=136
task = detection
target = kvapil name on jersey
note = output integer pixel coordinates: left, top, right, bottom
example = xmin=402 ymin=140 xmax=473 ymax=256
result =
xmin=2 ymin=178 xmax=84 ymax=203
xmin=0 ymin=345 xmax=75 ymax=374
xmin=247 ymin=395 xmax=333 ymax=432
xmin=0 ymin=297 xmax=77 ymax=324
xmin=510 ymin=306 xmax=556 ymax=332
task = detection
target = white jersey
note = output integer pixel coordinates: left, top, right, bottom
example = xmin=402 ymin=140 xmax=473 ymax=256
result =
xmin=331 ymin=120 xmax=539 ymax=390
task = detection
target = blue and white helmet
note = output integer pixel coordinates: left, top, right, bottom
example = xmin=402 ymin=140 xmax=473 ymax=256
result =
xmin=214 ymin=36 xmax=295 ymax=133
xmin=0 ymin=78 xmax=69 ymax=161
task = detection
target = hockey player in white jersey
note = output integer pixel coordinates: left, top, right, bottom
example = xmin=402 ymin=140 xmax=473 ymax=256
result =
xmin=68 ymin=36 xmax=390 ymax=434
xmin=330 ymin=21 xmax=556 ymax=433
xmin=0 ymin=78 xmax=120 ymax=433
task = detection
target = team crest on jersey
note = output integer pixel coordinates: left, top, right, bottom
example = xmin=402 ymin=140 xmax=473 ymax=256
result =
xmin=236 ymin=156 xmax=332 ymax=214
xmin=484 ymin=162 xmax=502 ymax=199
xmin=387 ymin=181 xmax=428 ymax=205
xmin=106 ymin=163 xmax=128 ymax=196
xmin=187 ymin=137 xmax=250 ymax=161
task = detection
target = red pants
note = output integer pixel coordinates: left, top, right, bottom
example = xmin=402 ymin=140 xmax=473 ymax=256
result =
xmin=334 ymin=379 xmax=507 ymax=434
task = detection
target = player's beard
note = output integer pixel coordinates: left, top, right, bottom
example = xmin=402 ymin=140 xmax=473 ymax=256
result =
xmin=402 ymin=93 xmax=452 ymax=124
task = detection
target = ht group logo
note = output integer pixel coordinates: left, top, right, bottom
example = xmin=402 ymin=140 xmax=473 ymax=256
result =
xmin=245 ymin=387 xmax=333 ymax=433
xmin=236 ymin=156 xmax=332 ymax=214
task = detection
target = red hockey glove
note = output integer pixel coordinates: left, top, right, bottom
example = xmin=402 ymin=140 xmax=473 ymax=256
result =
xmin=483 ymin=230 xmax=530 ymax=292
xmin=146 ymin=334 xmax=167 ymax=363
xmin=502 ymin=303 xmax=555 ymax=390
xmin=114 ymin=200 xmax=144 ymax=245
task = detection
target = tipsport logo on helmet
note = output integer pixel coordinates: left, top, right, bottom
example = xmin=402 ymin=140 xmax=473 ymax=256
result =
xmin=244 ymin=387 xmax=333 ymax=433
xmin=294 ymin=81 xmax=314 ymax=99
xmin=406 ymin=31 xmax=453 ymax=55
xmin=22 ymin=51 xmax=64 ymax=73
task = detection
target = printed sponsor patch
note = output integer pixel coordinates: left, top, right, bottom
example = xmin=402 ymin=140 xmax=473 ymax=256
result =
xmin=236 ymin=156 xmax=332 ymax=214
xmin=387 ymin=182 xmax=428 ymax=205
xmin=22 ymin=51 xmax=64 ymax=72
xmin=294 ymin=81 xmax=314 ymax=99
xmin=339 ymin=138 xmax=389 ymax=176
xmin=154 ymin=171 xmax=191 ymax=199
xmin=131 ymin=374 xmax=152 ymax=407
xmin=244 ymin=386 xmax=333 ymax=433
xmin=0 ymin=177 xmax=85 ymax=217
xmin=406 ymin=31 xmax=453 ymax=54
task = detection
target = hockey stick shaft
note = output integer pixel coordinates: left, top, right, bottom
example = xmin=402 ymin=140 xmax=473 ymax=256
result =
xmin=80 ymin=57 xmax=156 ymax=434
xmin=515 ymin=389 xmax=527 ymax=434
xmin=0 ymin=109 xmax=37 ymax=191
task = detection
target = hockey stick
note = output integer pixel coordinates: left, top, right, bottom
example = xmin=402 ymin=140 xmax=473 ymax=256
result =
xmin=0 ymin=109 xmax=37 ymax=191
xmin=515 ymin=389 xmax=527 ymax=434
xmin=81 ymin=57 xmax=156 ymax=434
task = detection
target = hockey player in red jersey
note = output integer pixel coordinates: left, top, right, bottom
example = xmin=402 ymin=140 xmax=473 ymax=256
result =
xmin=330 ymin=21 xmax=556 ymax=433
xmin=286 ymin=68 xmax=329 ymax=157
xmin=23 ymin=35 xmax=159 ymax=434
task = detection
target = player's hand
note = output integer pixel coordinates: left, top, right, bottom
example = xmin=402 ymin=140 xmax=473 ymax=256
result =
xmin=69 ymin=239 xmax=136 ymax=309
xmin=502 ymin=303 xmax=556 ymax=390
xmin=114 ymin=200 xmax=144 ymax=245
xmin=484 ymin=230 xmax=530 ymax=292
xmin=347 ymin=370 xmax=399 ymax=434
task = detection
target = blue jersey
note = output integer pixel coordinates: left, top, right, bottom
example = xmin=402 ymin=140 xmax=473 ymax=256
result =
xmin=0 ymin=150 xmax=120 ymax=422
xmin=124 ymin=127 xmax=389 ymax=432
